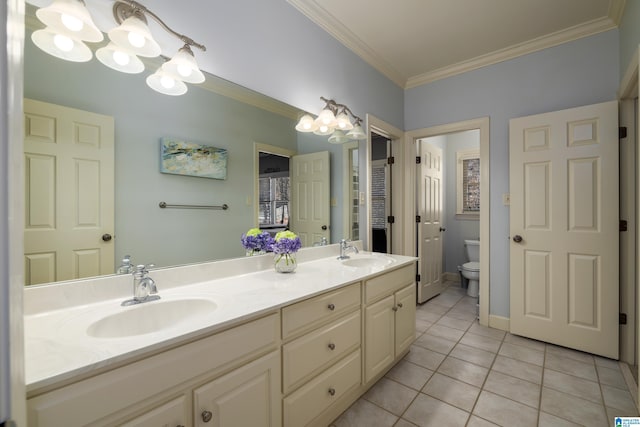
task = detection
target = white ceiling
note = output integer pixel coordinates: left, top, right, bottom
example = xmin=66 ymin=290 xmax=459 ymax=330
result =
xmin=287 ymin=0 xmax=625 ymax=88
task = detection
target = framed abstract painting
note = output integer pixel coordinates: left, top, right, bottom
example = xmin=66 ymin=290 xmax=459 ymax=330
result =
xmin=160 ymin=138 xmax=228 ymax=180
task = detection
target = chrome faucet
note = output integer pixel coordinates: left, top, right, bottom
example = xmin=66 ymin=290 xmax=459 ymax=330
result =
xmin=337 ymin=239 xmax=359 ymax=260
xmin=313 ymin=236 xmax=329 ymax=247
xmin=122 ymin=264 xmax=159 ymax=306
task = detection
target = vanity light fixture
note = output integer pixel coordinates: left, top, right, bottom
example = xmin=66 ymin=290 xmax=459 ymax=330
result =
xmin=295 ymin=97 xmax=366 ymax=143
xmin=31 ymin=0 xmax=207 ymax=96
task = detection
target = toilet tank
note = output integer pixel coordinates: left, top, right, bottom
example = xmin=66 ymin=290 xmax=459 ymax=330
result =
xmin=464 ymin=239 xmax=480 ymax=262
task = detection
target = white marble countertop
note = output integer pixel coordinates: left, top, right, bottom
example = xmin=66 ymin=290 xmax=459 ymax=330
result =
xmin=25 ymin=250 xmax=417 ymax=394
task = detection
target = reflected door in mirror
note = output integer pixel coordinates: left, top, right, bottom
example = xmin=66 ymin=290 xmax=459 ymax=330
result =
xmin=24 ymin=99 xmax=115 ymax=285
xmin=291 ymin=151 xmax=330 ymax=246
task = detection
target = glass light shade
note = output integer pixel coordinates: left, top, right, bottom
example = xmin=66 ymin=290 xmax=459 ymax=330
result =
xmin=314 ymin=108 xmax=337 ymax=128
xmin=295 ymin=114 xmax=318 ymax=132
xmin=108 ymin=16 xmax=161 ymax=58
xmin=96 ymin=43 xmax=144 ymax=74
xmin=328 ymin=130 xmax=351 ymax=144
xmin=146 ymin=68 xmax=188 ymax=96
xmin=32 ymin=28 xmax=92 ymax=62
xmin=162 ymin=46 xmax=205 ymax=84
xmin=36 ymin=0 xmax=103 ymax=42
xmin=313 ymin=123 xmax=336 ymax=136
xmin=346 ymin=124 xmax=366 ymax=140
xmin=335 ymin=112 xmax=354 ymax=131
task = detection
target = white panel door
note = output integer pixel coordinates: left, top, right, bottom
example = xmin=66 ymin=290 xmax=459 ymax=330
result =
xmin=291 ymin=151 xmax=330 ymax=246
xmin=417 ymin=142 xmax=444 ymax=303
xmin=509 ymin=101 xmax=618 ymax=358
xmin=24 ymin=99 xmax=115 ymax=285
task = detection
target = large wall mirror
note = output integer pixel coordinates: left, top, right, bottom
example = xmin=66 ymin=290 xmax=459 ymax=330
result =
xmin=23 ymin=7 xmax=359 ymax=286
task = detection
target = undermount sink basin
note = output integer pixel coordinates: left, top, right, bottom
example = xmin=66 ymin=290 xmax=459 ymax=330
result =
xmin=341 ymin=254 xmax=395 ymax=268
xmin=86 ymin=298 xmax=217 ymax=339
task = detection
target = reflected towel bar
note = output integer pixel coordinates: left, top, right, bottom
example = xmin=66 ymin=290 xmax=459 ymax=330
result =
xmin=159 ymin=202 xmax=229 ymax=210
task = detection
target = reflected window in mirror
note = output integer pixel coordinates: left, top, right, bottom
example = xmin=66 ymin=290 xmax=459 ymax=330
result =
xmin=343 ymin=141 xmax=360 ymax=241
xmin=258 ymin=151 xmax=291 ymax=233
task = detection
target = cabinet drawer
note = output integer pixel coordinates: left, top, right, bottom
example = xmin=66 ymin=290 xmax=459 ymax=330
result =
xmin=364 ymin=264 xmax=414 ymax=304
xmin=282 ymin=283 xmax=360 ymax=339
xmin=283 ymin=350 xmax=361 ymax=427
xmin=283 ymin=310 xmax=360 ymax=393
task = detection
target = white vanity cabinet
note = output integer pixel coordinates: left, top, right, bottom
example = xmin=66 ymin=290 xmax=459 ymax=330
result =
xmin=281 ymin=282 xmax=362 ymax=427
xmin=364 ymin=264 xmax=416 ymax=383
xmin=193 ymin=350 xmax=281 ymax=427
xmin=25 ymin=253 xmax=418 ymax=427
xmin=27 ymin=313 xmax=281 ymax=427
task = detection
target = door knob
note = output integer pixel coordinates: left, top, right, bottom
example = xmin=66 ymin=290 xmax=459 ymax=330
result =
xmin=439 ymin=227 xmax=446 ymax=232
xmin=201 ymin=410 xmax=213 ymax=423
xmin=321 ymin=225 xmax=328 ymax=230
xmin=102 ymin=233 xmax=112 ymax=242
xmin=512 ymin=235 xmax=523 ymax=243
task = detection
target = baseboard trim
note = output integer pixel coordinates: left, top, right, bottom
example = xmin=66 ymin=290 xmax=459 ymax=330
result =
xmin=443 ymin=272 xmax=460 ymax=283
xmin=619 ymin=362 xmax=639 ymax=411
xmin=488 ymin=315 xmax=510 ymax=331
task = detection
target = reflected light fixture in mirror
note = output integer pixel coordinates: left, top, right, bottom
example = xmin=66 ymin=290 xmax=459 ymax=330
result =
xmin=31 ymin=0 xmax=102 ymax=62
xmin=296 ymin=97 xmax=366 ymax=143
xmin=30 ymin=0 xmax=207 ymax=96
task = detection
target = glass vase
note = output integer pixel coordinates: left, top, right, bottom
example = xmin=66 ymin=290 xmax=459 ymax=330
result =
xmin=274 ymin=253 xmax=297 ymax=273
xmin=246 ymin=249 xmax=265 ymax=257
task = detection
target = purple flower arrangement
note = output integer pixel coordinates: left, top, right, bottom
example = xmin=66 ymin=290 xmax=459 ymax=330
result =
xmin=271 ymin=231 xmax=302 ymax=255
xmin=241 ymin=228 xmax=274 ymax=255
xmin=272 ymin=230 xmax=302 ymax=273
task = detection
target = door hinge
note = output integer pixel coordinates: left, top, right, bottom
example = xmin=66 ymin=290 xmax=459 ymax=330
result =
xmin=620 ymin=220 xmax=628 ymax=232
xmin=416 ymin=156 xmax=421 ymax=164
xmin=387 ymin=156 xmax=395 ymax=165
xmin=416 ymin=215 xmax=421 ymax=223
xmin=620 ymin=313 xmax=627 ymax=325
xmin=387 ymin=215 xmax=395 ymax=224
xmin=416 ymin=274 xmax=421 ymax=282
xmin=619 ymin=126 xmax=628 ymax=139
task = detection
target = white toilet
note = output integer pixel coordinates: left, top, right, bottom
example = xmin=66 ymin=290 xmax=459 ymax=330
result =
xmin=461 ymin=239 xmax=480 ymax=297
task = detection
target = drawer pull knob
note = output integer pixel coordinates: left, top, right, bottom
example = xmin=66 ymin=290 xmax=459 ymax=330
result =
xmin=328 ymin=387 xmax=336 ymax=396
xmin=328 ymin=343 xmax=336 ymax=350
xmin=392 ymin=306 xmax=398 ymax=312
xmin=397 ymin=302 xmax=403 ymax=308
xmin=327 ymin=303 xmax=335 ymax=311
xmin=202 ymin=410 xmax=213 ymax=423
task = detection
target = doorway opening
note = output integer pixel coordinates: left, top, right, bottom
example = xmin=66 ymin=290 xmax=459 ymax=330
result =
xmin=371 ymin=132 xmax=392 ymax=253
xmin=405 ymin=118 xmax=490 ymax=325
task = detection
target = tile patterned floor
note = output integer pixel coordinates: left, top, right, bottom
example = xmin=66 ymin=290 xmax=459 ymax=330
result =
xmin=331 ymin=282 xmax=639 ymax=427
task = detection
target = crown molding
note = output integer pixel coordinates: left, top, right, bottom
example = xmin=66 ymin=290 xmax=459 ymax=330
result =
xmin=406 ymin=16 xmax=618 ymax=89
xmin=609 ymin=0 xmax=627 ymax=26
xmin=286 ymin=0 xmax=620 ymax=90
xmin=286 ymin=0 xmax=406 ymax=88
xmin=24 ymin=4 xmax=299 ymax=120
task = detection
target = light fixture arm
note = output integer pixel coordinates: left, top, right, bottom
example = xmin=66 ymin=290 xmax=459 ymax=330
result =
xmin=113 ymin=0 xmax=206 ymax=52
xmin=319 ymin=96 xmax=362 ymax=124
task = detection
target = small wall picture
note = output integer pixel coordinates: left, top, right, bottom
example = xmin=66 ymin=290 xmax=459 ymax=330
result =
xmin=160 ymin=138 xmax=228 ymax=180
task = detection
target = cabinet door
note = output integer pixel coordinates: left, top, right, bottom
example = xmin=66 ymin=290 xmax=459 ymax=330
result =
xmin=395 ymin=284 xmax=416 ymax=356
xmin=193 ymin=351 xmax=281 ymax=427
xmin=364 ymin=295 xmax=395 ymax=383
xmin=120 ymin=396 xmax=188 ymax=427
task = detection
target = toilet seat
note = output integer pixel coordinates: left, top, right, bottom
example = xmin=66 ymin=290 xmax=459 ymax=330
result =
xmin=462 ymin=261 xmax=480 ymax=272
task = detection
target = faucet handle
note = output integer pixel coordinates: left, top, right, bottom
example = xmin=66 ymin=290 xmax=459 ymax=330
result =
xmin=134 ymin=264 xmax=155 ymax=274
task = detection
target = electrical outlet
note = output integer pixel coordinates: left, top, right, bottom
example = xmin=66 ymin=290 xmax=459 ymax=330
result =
xmin=502 ymin=193 xmax=510 ymax=205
